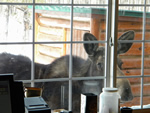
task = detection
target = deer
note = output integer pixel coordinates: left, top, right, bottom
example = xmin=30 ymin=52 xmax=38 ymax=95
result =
xmin=41 ymin=31 xmax=134 ymax=111
xmin=0 ymin=31 xmax=134 ymax=112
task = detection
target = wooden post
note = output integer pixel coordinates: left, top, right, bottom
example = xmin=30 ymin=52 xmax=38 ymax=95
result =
xmin=62 ymin=28 xmax=67 ymax=55
xmin=35 ymin=13 xmax=39 ymax=62
xmin=90 ymin=14 xmax=101 ymax=40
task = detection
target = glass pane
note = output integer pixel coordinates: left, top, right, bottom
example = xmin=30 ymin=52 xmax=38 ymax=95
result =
xmin=35 ymin=43 xmax=69 ymax=64
xmin=35 ymin=43 xmax=70 ymax=79
xmin=0 ymin=0 xmax=32 ymax=3
xmin=35 ymin=81 xmax=69 ymax=110
xmin=144 ymin=43 xmax=150 ymax=76
xmin=144 ymin=31 xmax=150 ymax=41
xmin=147 ymin=0 xmax=150 ymax=4
xmin=35 ymin=5 xmax=71 ymax=42
xmin=120 ymin=42 xmax=143 ymax=76
xmin=118 ymin=6 xmax=144 ymax=32
xmin=0 ymin=45 xmax=32 ymax=80
xmin=24 ymin=83 xmax=31 ymax=88
xmin=119 ymin=0 xmax=145 ymax=4
xmin=35 ymin=0 xmax=70 ymax=4
xmin=73 ymin=6 xmax=106 ymax=41
xmin=143 ymin=77 xmax=150 ymax=107
xmin=74 ymin=0 xmax=107 ymax=4
xmin=0 ymin=44 xmax=32 ymax=56
xmin=72 ymin=80 xmax=103 ymax=113
xmin=0 ymin=5 xmax=32 ymax=42
xmin=118 ymin=5 xmax=145 ymax=108
xmin=120 ymin=78 xmax=141 ymax=107
xmin=118 ymin=6 xmax=144 ymax=76
xmin=72 ymin=43 xmax=105 ymax=77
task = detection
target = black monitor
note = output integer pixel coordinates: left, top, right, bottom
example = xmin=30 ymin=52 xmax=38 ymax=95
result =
xmin=0 ymin=73 xmax=25 ymax=113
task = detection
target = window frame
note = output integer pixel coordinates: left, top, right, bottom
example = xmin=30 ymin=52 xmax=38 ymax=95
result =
xmin=0 ymin=0 xmax=150 ymax=111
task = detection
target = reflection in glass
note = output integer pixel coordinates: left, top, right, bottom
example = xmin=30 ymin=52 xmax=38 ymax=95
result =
xmin=35 ymin=44 xmax=70 ymax=64
xmin=0 ymin=45 xmax=32 ymax=80
xmin=36 ymin=0 xmax=70 ymax=4
xmin=82 ymin=81 xmax=101 ymax=95
xmin=119 ymin=42 xmax=143 ymax=76
xmin=143 ymin=77 xmax=150 ymax=107
xmin=35 ymin=5 xmax=71 ymax=42
xmin=144 ymin=43 xmax=150 ymax=76
xmin=74 ymin=0 xmax=107 ymax=4
xmin=0 ymin=45 xmax=32 ymax=58
xmin=73 ymin=6 xmax=106 ymax=41
xmin=0 ymin=0 xmax=32 ymax=3
xmin=35 ymin=81 xmax=69 ymax=110
xmin=119 ymin=0 xmax=145 ymax=5
xmin=0 ymin=5 xmax=32 ymax=42
xmin=35 ymin=0 xmax=108 ymax=4
xmin=72 ymin=80 xmax=103 ymax=112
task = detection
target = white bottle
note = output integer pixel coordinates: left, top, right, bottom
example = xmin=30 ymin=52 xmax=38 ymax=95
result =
xmin=99 ymin=87 xmax=120 ymax=113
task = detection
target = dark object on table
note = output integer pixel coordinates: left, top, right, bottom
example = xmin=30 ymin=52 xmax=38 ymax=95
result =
xmin=0 ymin=73 xmax=25 ymax=113
xmin=121 ymin=107 xmax=132 ymax=113
xmin=80 ymin=93 xmax=97 ymax=113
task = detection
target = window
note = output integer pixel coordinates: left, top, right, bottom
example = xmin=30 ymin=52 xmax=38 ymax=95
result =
xmin=0 ymin=0 xmax=149 ymax=113
xmin=118 ymin=0 xmax=150 ymax=109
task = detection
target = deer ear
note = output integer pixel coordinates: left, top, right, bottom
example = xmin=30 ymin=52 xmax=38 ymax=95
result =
xmin=117 ymin=31 xmax=135 ymax=54
xmin=83 ymin=33 xmax=99 ymax=56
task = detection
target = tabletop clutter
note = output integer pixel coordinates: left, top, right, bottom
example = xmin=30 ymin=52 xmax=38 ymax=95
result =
xmin=80 ymin=87 xmax=133 ymax=113
xmin=24 ymin=86 xmax=132 ymax=113
xmin=0 ymin=74 xmax=132 ymax=113
xmin=24 ymin=87 xmax=132 ymax=113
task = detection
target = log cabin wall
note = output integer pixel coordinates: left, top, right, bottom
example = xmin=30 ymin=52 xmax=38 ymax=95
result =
xmin=35 ymin=8 xmax=150 ymax=107
xmin=35 ymin=12 xmax=90 ymax=64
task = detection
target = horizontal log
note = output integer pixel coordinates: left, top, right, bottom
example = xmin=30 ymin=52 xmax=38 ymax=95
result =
xmin=101 ymin=21 xmax=150 ymax=31
xmin=122 ymin=69 xmax=150 ymax=76
xmin=37 ymin=33 xmax=63 ymax=41
xmin=125 ymin=77 xmax=141 ymax=85
xmin=123 ymin=69 xmax=150 ymax=76
xmin=35 ymin=53 xmax=56 ymax=64
xmin=121 ymin=58 xmax=150 ymax=69
xmin=118 ymin=42 xmax=150 ymax=56
xmin=38 ymin=17 xmax=90 ymax=30
xmin=100 ymin=32 xmax=150 ymax=41
xmin=39 ymin=13 xmax=150 ymax=23
xmin=119 ymin=73 xmax=150 ymax=85
xmin=38 ymin=44 xmax=62 ymax=58
xmin=39 ymin=26 xmax=63 ymax=36
xmin=131 ymin=84 xmax=150 ymax=96
xmin=39 ymin=43 xmax=64 ymax=48
xmin=118 ymin=21 xmax=150 ymax=31
xmin=99 ymin=32 xmax=150 ymax=55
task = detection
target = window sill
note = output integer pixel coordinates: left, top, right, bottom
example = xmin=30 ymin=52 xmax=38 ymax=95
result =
xmin=132 ymin=109 xmax=150 ymax=113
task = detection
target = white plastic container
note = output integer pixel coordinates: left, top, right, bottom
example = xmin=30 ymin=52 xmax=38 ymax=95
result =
xmin=99 ymin=87 xmax=120 ymax=113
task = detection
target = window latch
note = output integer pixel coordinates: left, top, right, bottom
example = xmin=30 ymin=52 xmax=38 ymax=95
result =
xmin=109 ymin=37 xmax=114 ymax=47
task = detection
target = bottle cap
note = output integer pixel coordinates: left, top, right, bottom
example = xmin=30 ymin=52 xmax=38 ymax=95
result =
xmin=102 ymin=87 xmax=118 ymax=92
